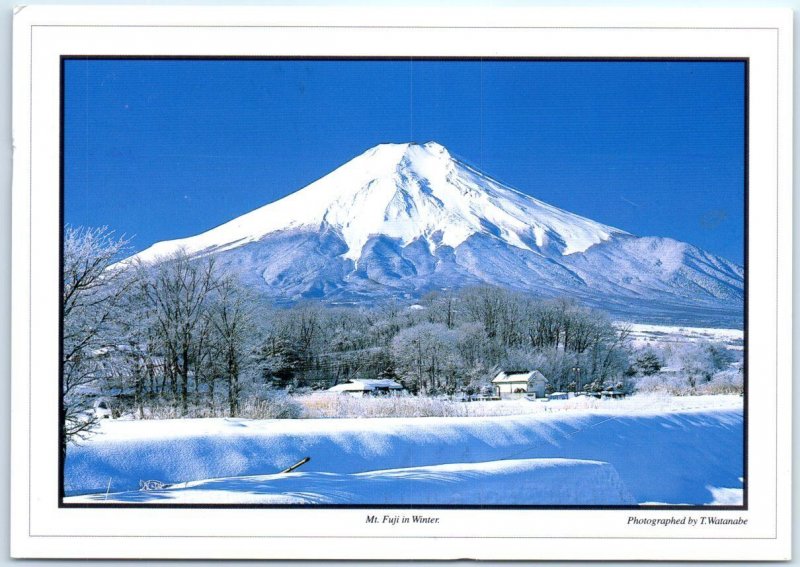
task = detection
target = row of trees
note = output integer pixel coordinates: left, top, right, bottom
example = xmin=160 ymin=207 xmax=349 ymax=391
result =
xmin=249 ymin=287 xmax=633 ymax=396
xmin=63 ymin=227 xmax=255 ymax=456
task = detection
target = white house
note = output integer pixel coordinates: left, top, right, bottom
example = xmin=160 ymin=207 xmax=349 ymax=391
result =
xmin=328 ymin=379 xmax=404 ymax=397
xmin=491 ymin=370 xmax=548 ymax=399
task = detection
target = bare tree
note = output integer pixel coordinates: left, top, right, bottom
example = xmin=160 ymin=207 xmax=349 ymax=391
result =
xmin=62 ymin=226 xmax=132 ymax=459
xmin=142 ymin=251 xmax=218 ymax=415
xmin=391 ymin=323 xmax=459 ymax=394
xmin=462 ymin=287 xmax=505 ymax=340
xmin=209 ymin=276 xmax=253 ymax=416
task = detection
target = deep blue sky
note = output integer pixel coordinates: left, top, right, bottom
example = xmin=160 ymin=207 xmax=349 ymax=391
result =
xmin=64 ymin=59 xmax=745 ymax=264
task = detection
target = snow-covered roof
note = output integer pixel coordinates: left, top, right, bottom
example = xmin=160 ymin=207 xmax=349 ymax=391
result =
xmin=328 ymin=379 xmax=403 ymax=392
xmin=492 ymin=370 xmax=547 ymax=384
xmin=358 ymin=379 xmax=403 ymax=389
xmin=328 ymin=382 xmax=372 ymax=392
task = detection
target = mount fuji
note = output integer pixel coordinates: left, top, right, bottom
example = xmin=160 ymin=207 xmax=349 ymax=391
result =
xmin=130 ymin=142 xmax=744 ymax=327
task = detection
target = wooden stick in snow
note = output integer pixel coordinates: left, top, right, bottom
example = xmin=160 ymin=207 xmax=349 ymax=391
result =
xmin=280 ymin=457 xmax=310 ymax=474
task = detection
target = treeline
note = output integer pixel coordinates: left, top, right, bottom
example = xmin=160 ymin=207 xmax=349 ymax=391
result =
xmin=256 ymin=286 xmax=631 ymax=397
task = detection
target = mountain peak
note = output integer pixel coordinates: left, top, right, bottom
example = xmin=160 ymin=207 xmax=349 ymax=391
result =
xmin=359 ymin=141 xmax=453 ymax=176
xmin=132 ymin=142 xmax=625 ymax=264
xmin=368 ymin=140 xmax=448 ymax=153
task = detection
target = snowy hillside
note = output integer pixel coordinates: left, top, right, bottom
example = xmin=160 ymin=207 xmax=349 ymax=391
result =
xmin=133 ymin=142 xmax=625 ymax=263
xmin=127 ymin=142 xmax=744 ymax=327
xmin=65 ymin=401 xmax=743 ymax=505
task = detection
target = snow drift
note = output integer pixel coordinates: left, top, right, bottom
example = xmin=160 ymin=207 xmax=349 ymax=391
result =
xmin=67 ymin=458 xmax=636 ymax=505
xmin=65 ymin=407 xmax=743 ymax=505
xmin=125 ymin=142 xmax=744 ymax=327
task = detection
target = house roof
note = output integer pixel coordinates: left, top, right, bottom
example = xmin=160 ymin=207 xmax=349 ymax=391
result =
xmin=491 ymin=370 xmax=547 ymax=384
xmin=328 ymin=379 xmax=403 ymax=392
xmin=357 ymin=379 xmax=403 ymax=389
xmin=328 ymin=382 xmax=372 ymax=392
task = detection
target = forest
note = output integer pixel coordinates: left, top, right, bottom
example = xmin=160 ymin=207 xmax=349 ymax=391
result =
xmin=62 ymin=226 xmax=742 ymax=449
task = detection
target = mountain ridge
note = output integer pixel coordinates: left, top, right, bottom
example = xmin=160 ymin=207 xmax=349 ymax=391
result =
xmin=127 ymin=141 xmax=743 ymax=327
xmin=133 ymin=141 xmax=627 ymax=264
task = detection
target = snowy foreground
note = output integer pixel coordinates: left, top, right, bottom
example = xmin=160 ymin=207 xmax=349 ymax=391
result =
xmin=65 ymin=395 xmax=743 ymax=506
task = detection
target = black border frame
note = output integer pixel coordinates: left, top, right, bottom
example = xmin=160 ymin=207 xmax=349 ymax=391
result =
xmin=58 ymin=56 xmax=749 ymax=511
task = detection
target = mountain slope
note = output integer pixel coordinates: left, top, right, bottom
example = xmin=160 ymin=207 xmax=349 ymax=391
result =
xmin=129 ymin=142 xmax=744 ymax=327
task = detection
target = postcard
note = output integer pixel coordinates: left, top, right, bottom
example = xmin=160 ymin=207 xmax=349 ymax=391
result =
xmin=10 ymin=5 xmax=792 ymax=560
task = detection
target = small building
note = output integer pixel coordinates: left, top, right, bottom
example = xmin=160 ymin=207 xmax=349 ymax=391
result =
xmin=328 ymin=379 xmax=404 ymax=398
xmin=492 ymin=370 xmax=548 ymax=399
xmin=548 ymin=392 xmax=569 ymax=401
xmin=600 ymin=390 xmax=626 ymax=399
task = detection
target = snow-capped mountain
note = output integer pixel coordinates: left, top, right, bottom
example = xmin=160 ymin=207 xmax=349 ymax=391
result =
xmin=130 ymin=142 xmax=744 ymax=327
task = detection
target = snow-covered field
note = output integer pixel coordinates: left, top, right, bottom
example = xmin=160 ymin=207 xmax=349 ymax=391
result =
xmin=68 ymin=458 xmax=636 ymax=505
xmin=458 ymin=392 xmax=741 ymax=415
xmin=625 ymin=323 xmax=744 ymax=350
xmin=296 ymin=391 xmax=742 ymax=419
xmin=65 ymin=395 xmax=743 ymax=506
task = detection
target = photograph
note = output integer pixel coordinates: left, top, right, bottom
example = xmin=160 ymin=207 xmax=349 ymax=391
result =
xmin=60 ymin=57 xmax=746 ymax=508
xmin=11 ymin=5 xmax=792 ymax=560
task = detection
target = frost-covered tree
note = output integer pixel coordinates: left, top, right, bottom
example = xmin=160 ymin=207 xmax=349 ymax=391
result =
xmin=698 ymin=366 xmax=743 ymax=394
xmin=255 ymin=327 xmax=302 ymax=388
xmin=391 ymin=323 xmax=460 ymax=394
xmin=634 ymin=340 xmax=740 ymax=395
xmin=208 ymin=275 xmax=254 ymax=416
xmin=632 ymin=349 xmax=664 ymax=376
xmin=62 ymin=226 xmax=131 ymax=455
xmin=110 ymin=275 xmax=153 ymax=419
xmin=141 ymin=250 xmax=218 ymax=415
xmin=461 ymin=286 xmax=507 ymax=341
xmin=671 ymin=340 xmax=736 ymax=390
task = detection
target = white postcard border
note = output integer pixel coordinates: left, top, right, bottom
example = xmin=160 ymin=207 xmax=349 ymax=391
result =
xmin=10 ymin=6 xmax=793 ymax=560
